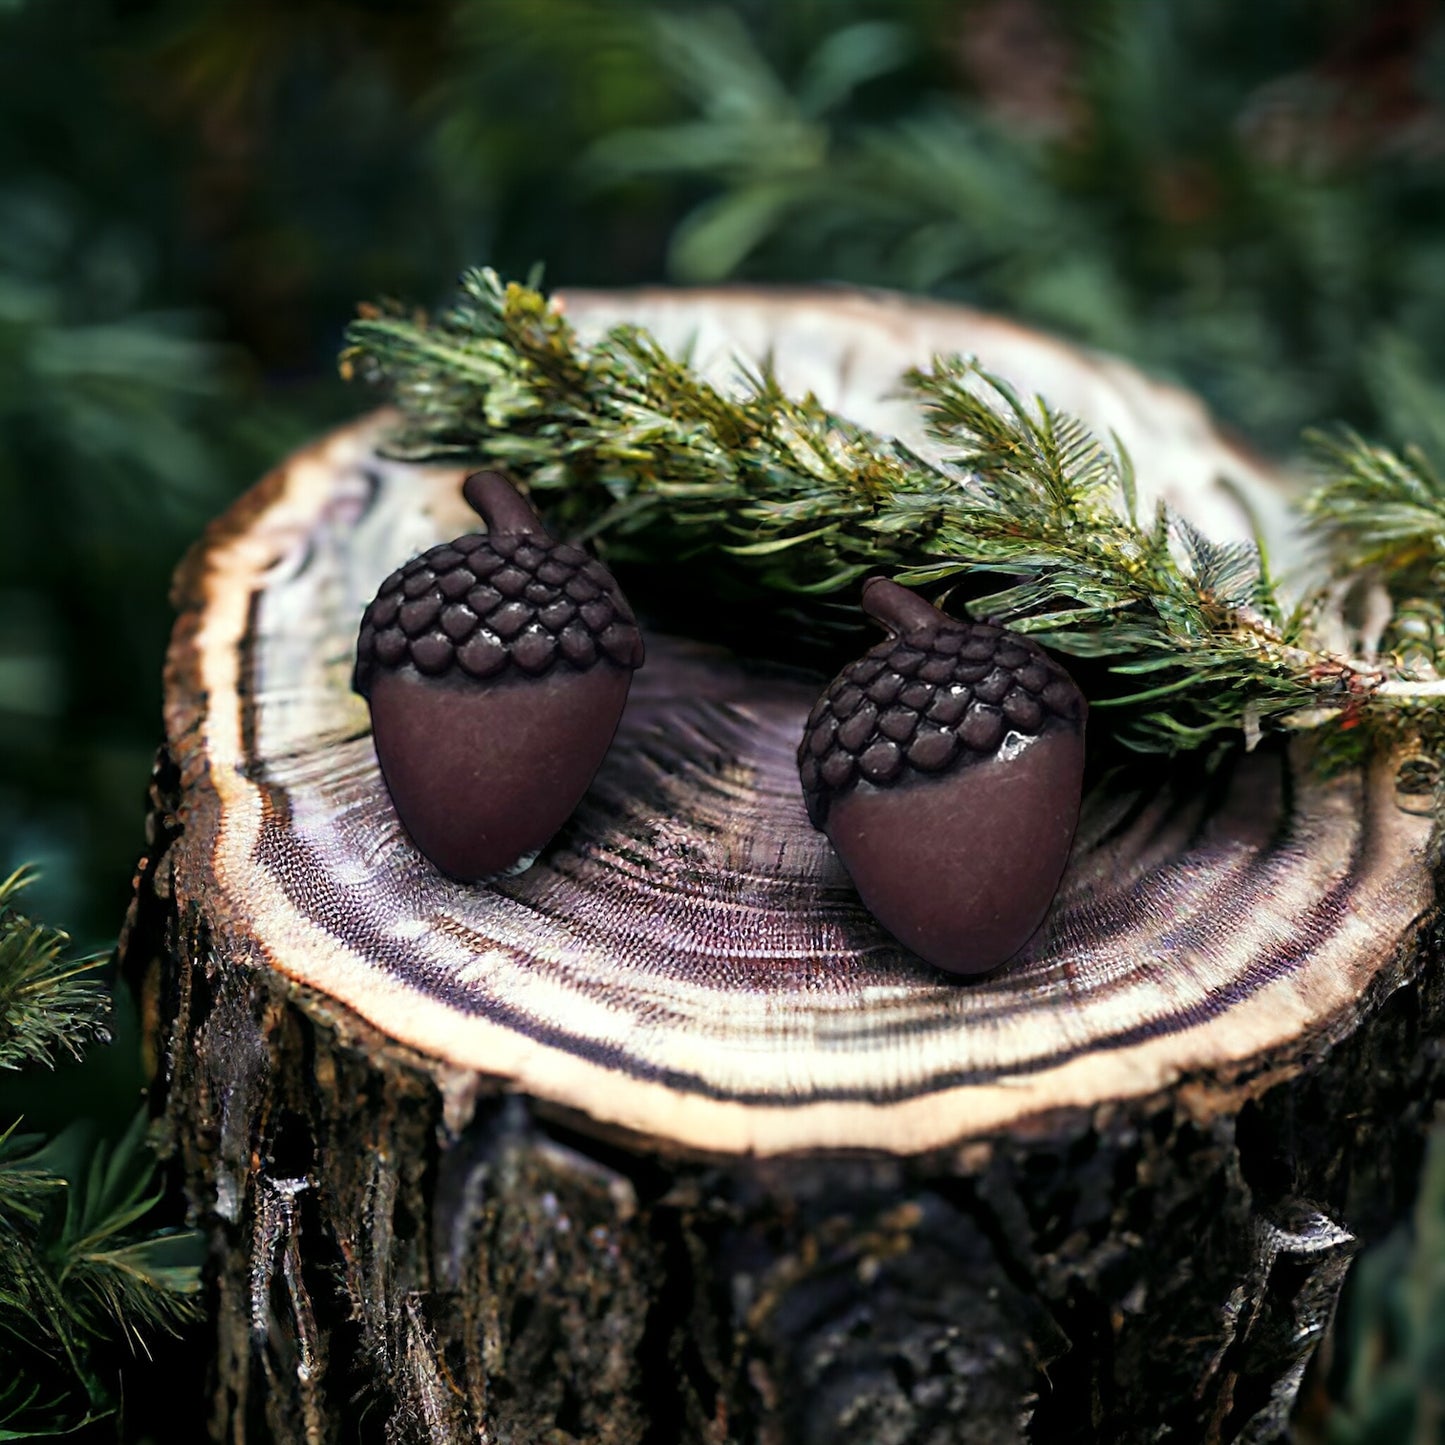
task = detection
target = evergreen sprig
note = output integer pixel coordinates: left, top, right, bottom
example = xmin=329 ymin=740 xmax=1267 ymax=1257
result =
xmin=343 ymin=269 xmax=1441 ymax=756
xmin=0 ymin=868 xmax=109 ymax=1074
xmin=1305 ymin=430 xmax=1445 ymax=589
xmin=1304 ymin=430 xmax=1445 ymax=695
xmin=0 ymin=872 xmax=201 ymax=1438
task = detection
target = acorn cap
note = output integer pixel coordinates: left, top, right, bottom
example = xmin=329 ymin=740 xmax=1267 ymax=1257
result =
xmin=353 ymin=471 xmax=644 ymax=698
xmin=797 ymin=578 xmax=1084 ymax=828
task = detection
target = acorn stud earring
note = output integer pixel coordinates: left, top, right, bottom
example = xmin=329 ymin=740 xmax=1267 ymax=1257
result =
xmin=353 ymin=470 xmax=644 ymax=879
xmin=798 ymin=578 xmax=1086 ymax=976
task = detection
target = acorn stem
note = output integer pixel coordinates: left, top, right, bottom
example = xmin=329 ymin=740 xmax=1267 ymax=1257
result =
xmin=462 ymin=470 xmax=548 ymax=536
xmin=861 ymin=577 xmax=944 ymax=637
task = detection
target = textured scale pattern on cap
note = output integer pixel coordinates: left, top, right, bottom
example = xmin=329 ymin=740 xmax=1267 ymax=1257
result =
xmin=798 ymin=621 xmax=1083 ymax=827
xmin=353 ymin=532 xmax=644 ymax=697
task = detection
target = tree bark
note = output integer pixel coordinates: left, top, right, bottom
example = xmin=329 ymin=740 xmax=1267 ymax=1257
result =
xmin=121 ymin=287 xmax=1445 ymax=1444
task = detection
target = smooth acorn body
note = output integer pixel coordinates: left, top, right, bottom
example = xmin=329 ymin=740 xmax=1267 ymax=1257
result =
xmin=823 ymin=729 xmax=1084 ymax=973
xmin=355 ymin=471 xmax=643 ymax=879
xmin=799 ymin=578 xmax=1085 ymax=976
xmin=367 ymin=664 xmax=632 ymax=878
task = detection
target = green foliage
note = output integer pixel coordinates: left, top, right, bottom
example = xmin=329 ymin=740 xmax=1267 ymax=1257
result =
xmin=0 ymin=874 xmax=201 ymax=1440
xmin=1307 ymin=431 xmax=1445 ymax=596
xmin=345 ymin=269 xmax=1437 ymax=755
xmin=0 ymin=178 xmax=261 ymax=938
xmin=2 ymin=0 xmax=1444 ymax=1436
xmin=1306 ymin=430 xmax=1445 ymax=685
xmin=1321 ymin=1130 xmax=1445 ymax=1445
xmin=0 ymin=871 xmax=109 ymax=1074
xmin=588 ymin=2 xmax=1445 ymax=456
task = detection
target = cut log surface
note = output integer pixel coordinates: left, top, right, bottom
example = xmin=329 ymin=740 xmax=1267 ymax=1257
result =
xmin=126 ymin=287 xmax=1445 ymax=1445
xmin=166 ymin=287 xmax=1431 ymax=1156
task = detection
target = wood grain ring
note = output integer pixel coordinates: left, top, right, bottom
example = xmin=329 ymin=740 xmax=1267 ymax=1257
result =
xmin=163 ymin=287 xmax=1439 ymax=1159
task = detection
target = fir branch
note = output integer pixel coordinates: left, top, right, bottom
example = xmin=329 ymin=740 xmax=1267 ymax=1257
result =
xmin=0 ymin=1378 xmax=100 ymax=1441
xmin=48 ymin=1112 xmax=203 ymax=1348
xmin=0 ymin=873 xmax=202 ymax=1435
xmin=1 ymin=1117 xmax=201 ymax=1409
xmin=0 ymin=869 xmax=109 ymax=1073
xmin=343 ymin=270 xmax=1431 ymax=755
xmin=1305 ymin=428 xmax=1445 ymax=588
xmin=0 ymin=1122 xmax=202 ymax=1432
xmin=1303 ymin=430 xmax=1445 ymax=686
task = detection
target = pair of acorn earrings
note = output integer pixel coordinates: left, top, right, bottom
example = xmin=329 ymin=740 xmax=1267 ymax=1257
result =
xmin=353 ymin=472 xmax=1087 ymax=977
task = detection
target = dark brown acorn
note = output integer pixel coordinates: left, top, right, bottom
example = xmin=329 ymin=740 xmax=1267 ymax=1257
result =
xmin=353 ymin=470 xmax=644 ymax=879
xmin=798 ymin=578 xmax=1085 ymax=976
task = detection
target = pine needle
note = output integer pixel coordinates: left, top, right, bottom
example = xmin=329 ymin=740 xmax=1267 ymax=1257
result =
xmin=0 ymin=869 xmax=109 ymax=1073
xmin=1305 ymin=428 xmax=1445 ymax=584
xmin=0 ymin=873 xmax=202 ymax=1433
xmin=343 ymin=269 xmax=1445 ymax=757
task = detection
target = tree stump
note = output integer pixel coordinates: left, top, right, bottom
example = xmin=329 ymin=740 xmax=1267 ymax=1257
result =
xmin=121 ymin=288 xmax=1445 ymax=1445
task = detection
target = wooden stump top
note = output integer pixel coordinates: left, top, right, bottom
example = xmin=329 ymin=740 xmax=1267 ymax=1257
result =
xmin=165 ymin=287 xmax=1440 ymax=1158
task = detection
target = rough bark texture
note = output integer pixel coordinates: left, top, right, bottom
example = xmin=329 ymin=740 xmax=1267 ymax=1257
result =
xmin=120 ymin=287 xmax=1445 ymax=1443
xmin=124 ymin=785 xmax=1445 ymax=1443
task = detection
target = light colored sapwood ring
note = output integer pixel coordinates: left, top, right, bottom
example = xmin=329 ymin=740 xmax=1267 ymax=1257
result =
xmin=165 ymin=286 xmax=1439 ymax=1159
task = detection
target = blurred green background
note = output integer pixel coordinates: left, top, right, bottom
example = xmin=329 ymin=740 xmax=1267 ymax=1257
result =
xmin=2 ymin=0 xmax=1444 ymax=1438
